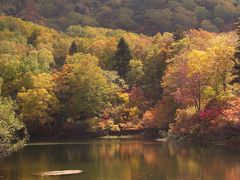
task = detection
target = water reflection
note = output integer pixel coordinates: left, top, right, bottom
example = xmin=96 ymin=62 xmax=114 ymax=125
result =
xmin=0 ymin=140 xmax=239 ymax=180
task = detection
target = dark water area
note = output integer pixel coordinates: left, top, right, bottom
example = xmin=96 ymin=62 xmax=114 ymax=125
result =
xmin=0 ymin=139 xmax=239 ymax=180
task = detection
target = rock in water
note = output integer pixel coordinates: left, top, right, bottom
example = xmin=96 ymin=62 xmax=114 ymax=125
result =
xmin=36 ymin=170 xmax=82 ymax=176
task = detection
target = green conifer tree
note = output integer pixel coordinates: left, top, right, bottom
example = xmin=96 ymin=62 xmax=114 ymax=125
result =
xmin=114 ymin=37 xmax=132 ymax=78
xmin=69 ymin=41 xmax=78 ymax=55
xmin=27 ymin=30 xmax=40 ymax=47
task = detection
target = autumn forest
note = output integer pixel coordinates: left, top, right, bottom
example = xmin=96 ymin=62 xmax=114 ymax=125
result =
xmin=0 ymin=0 xmax=239 ymax=169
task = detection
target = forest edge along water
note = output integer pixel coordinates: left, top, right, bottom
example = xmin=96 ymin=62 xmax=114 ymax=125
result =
xmin=0 ymin=16 xmax=239 ymax=163
xmin=0 ymin=1 xmax=240 ymax=178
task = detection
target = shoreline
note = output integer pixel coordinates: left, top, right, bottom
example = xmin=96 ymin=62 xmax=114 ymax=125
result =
xmin=1 ymin=132 xmax=239 ymax=160
xmin=28 ymin=128 xmax=240 ymax=146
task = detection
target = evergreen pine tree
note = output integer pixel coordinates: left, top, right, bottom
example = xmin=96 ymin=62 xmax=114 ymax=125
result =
xmin=232 ymin=21 xmax=240 ymax=84
xmin=173 ymin=26 xmax=184 ymax=41
xmin=69 ymin=41 xmax=78 ymax=55
xmin=27 ymin=30 xmax=40 ymax=47
xmin=114 ymin=37 xmax=132 ymax=78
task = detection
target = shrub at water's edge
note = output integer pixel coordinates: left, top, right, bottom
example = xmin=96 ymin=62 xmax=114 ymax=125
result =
xmin=0 ymin=97 xmax=28 ymax=159
xmin=168 ymin=98 xmax=240 ymax=145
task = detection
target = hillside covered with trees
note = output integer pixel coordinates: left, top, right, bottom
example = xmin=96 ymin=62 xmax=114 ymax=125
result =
xmin=1 ymin=0 xmax=240 ymax=34
xmin=0 ymin=16 xmax=239 ymax=149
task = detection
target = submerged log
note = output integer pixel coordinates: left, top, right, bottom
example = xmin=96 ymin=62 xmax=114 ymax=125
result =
xmin=36 ymin=170 xmax=82 ymax=176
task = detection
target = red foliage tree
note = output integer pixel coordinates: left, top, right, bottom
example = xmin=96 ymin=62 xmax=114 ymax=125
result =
xmin=20 ymin=0 xmax=45 ymax=25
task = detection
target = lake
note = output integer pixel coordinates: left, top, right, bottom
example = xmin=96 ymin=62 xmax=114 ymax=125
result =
xmin=0 ymin=139 xmax=239 ymax=180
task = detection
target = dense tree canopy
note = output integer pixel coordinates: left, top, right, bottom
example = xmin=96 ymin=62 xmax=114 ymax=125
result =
xmin=1 ymin=0 xmax=240 ymax=34
xmin=0 ymin=16 xmax=239 ymax=144
xmin=55 ymin=55 xmax=116 ymax=120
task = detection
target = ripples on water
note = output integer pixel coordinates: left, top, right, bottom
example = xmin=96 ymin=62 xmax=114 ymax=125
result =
xmin=0 ymin=139 xmax=239 ymax=180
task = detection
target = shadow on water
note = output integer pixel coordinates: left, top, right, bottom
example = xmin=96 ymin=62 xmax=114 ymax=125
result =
xmin=0 ymin=139 xmax=239 ymax=180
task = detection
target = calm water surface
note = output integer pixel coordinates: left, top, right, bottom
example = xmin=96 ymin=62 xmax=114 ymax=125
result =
xmin=0 ymin=139 xmax=240 ymax=180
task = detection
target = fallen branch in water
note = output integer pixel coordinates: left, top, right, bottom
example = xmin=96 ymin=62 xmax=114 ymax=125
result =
xmin=35 ymin=170 xmax=82 ymax=176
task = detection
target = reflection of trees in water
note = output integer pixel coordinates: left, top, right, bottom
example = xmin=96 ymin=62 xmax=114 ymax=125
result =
xmin=1 ymin=141 xmax=239 ymax=180
xmin=168 ymin=144 xmax=240 ymax=180
xmin=95 ymin=142 xmax=240 ymax=180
